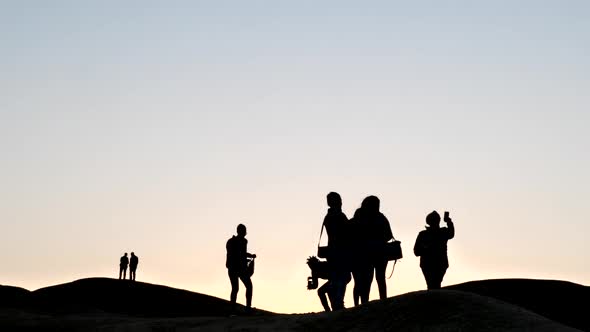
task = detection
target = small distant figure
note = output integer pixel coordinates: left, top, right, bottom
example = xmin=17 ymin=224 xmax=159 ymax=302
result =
xmin=129 ymin=252 xmax=139 ymax=281
xmin=226 ymin=224 xmax=256 ymax=309
xmin=413 ymin=211 xmax=455 ymax=290
xmin=119 ymin=253 xmax=129 ymax=280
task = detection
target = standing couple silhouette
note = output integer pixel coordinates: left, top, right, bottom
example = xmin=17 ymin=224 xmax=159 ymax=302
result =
xmin=119 ymin=252 xmax=139 ymax=281
xmin=318 ymin=192 xmax=394 ymax=311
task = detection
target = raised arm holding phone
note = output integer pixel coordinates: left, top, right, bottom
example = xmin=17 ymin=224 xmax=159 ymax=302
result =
xmin=413 ymin=210 xmax=455 ymax=290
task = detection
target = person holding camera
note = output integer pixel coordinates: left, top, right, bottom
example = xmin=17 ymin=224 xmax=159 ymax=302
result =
xmin=226 ymin=224 xmax=256 ymax=308
xmin=413 ymin=211 xmax=455 ymax=290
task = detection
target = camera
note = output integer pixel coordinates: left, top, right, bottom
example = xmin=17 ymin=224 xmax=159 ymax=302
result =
xmin=307 ymin=276 xmax=318 ymax=290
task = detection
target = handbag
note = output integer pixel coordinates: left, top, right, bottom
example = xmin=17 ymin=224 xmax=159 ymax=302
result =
xmin=384 ymin=239 xmax=403 ymax=261
xmin=317 ymin=223 xmax=330 ymax=259
xmin=384 ymin=238 xmax=402 ymax=279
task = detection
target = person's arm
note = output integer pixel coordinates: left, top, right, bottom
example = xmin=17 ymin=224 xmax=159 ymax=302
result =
xmin=244 ymin=239 xmax=256 ymax=258
xmin=383 ymin=214 xmax=394 ymax=242
xmin=446 ymin=220 xmax=455 ymax=239
xmin=413 ymin=232 xmax=423 ymax=256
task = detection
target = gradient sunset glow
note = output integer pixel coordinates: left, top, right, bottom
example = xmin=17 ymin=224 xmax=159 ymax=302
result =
xmin=1 ymin=1 xmax=589 ymax=313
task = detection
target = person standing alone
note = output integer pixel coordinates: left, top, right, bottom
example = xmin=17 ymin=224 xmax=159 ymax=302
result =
xmin=413 ymin=211 xmax=455 ymax=290
xmin=226 ymin=224 xmax=256 ymax=309
xmin=119 ymin=253 xmax=129 ymax=280
xmin=129 ymin=252 xmax=139 ymax=281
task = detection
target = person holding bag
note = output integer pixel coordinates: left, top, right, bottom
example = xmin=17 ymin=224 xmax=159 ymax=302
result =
xmin=355 ymin=196 xmax=394 ymax=303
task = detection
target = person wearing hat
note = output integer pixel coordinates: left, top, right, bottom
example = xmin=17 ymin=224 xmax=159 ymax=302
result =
xmin=413 ymin=211 xmax=455 ymax=290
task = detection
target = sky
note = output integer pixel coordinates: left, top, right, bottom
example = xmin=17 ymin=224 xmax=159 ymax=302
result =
xmin=1 ymin=1 xmax=589 ymax=313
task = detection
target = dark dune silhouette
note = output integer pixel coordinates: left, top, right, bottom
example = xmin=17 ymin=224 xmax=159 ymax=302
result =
xmin=0 ymin=278 xmax=586 ymax=331
xmin=447 ymin=278 xmax=590 ymax=332
xmin=300 ymin=289 xmax=581 ymax=332
xmin=0 ymin=285 xmax=30 ymax=308
xmin=2 ymin=278 xmax=270 ymax=317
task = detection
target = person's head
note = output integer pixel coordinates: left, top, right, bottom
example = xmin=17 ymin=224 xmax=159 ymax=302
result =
xmin=131 ymin=252 xmax=135 ymax=256
xmin=353 ymin=207 xmax=363 ymax=219
xmin=326 ymin=192 xmax=342 ymax=209
xmin=426 ymin=211 xmax=441 ymax=228
xmin=237 ymin=224 xmax=247 ymax=237
xmin=124 ymin=253 xmax=128 ymax=257
xmin=361 ymin=195 xmax=380 ymax=213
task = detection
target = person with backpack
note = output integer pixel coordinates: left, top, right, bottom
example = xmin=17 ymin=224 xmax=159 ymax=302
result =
xmin=119 ymin=253 xmax=129 ymax=280
xmin=129 ymin=252 xmax=139 ymax=281
xmin=413 ymin=211 xmax=455 ymax=290
xmin=226 ymin=224 xmax=256 ymax=308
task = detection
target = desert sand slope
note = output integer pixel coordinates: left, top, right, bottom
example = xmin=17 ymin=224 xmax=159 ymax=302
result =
xmin=0 ymin=289 xmax=582 ymax=332
xmin=447 ymin=279 xmax=589 ymax=331
xmin=27 ymin=278 xmax=269 ymax=317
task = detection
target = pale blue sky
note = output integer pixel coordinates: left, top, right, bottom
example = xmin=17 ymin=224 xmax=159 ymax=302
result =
xmin=1 ymin=1 xmax=589 ymax=313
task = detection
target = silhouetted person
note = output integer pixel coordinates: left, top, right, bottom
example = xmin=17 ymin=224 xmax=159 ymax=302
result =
xmin=354 ymin=196 xmax=394 ymax=304
xmin=119 ymin=253 xmax=129 ymax=280
xmin=306 ymin=256 xmax=334 ymax=312
xmin=226 ymin=224 xmax=256 ymax=309
xmin=322 ymin=192 xmax=351 ymax=310
xmin=414 ymin=211 xmax=455 ymax=290
xmin=129 ymin=252 xmax=139 ymax=281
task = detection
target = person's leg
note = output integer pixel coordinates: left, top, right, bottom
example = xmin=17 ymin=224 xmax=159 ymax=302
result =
xmin=228 ymin=270 xmax=239 ymax=303
xmin=433 ymin=267 xmax=447 ymax=289
xmin=123 ymin=267 xmax=127 ymax=280
xmin=119 ymin=267 xmax=122 ymax=279
xmin=421 ymin=267 xmax=437 ymax=290
xmin=351 ymin=270 xmax=361 ymax=307
xmin=374 ymin=259 xmax=388 ymax=300
xmin=330 ymin=278 xmax=345 ymax=310
xmin=360 ymin=264 xmax=374 ymax=304
xmin=318 ymin=281 xmax=332 ymax=312
xmin=239 ymin=274 xmax=253 ymax=308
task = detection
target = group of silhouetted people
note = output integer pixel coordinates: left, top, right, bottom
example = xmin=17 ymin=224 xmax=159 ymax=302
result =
xmin=119 ymin=252 xmax=139 ymax=281
xmin=309 ymin=193 xmax=395 ymax=311
xmin=309 ymin=192 xmax=455 ymax=311
xmin=222 ymin=192 xmax=454 ymax=312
